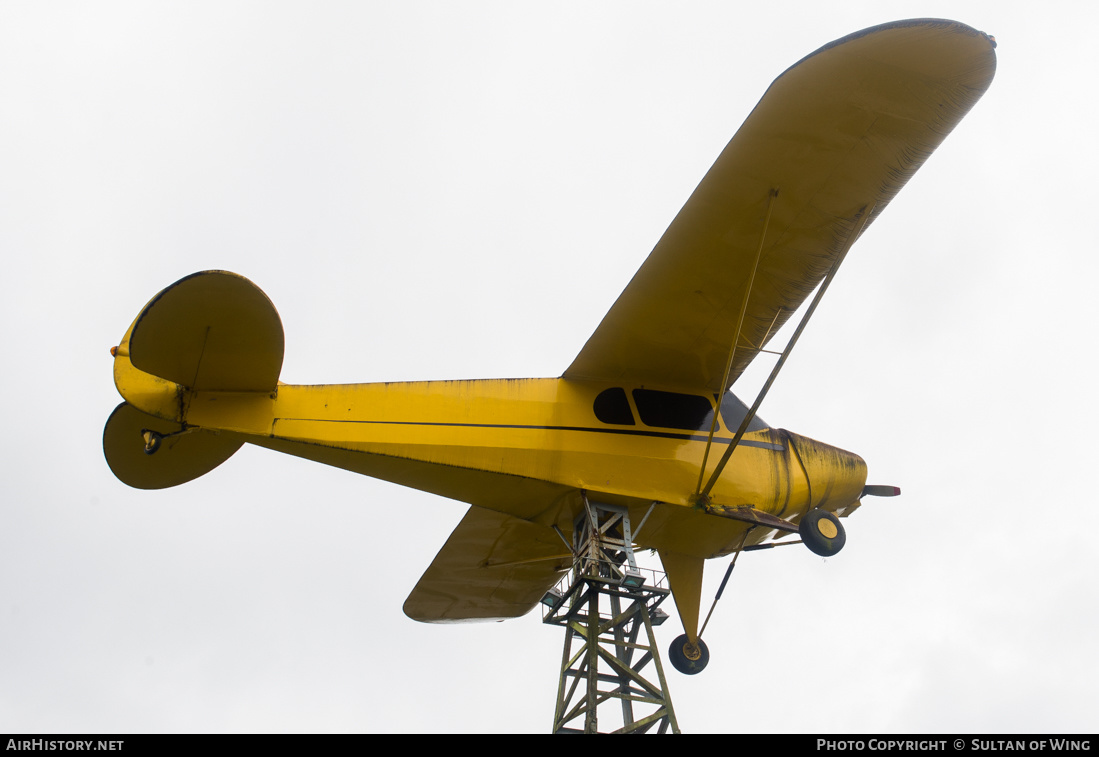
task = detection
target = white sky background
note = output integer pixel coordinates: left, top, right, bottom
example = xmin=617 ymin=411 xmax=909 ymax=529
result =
xmin=1 ymin=1 xmax=1097 ymax=734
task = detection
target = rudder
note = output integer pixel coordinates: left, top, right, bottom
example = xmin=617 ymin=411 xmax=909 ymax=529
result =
xmin=126 ymin=270 xmax=284 ymax=393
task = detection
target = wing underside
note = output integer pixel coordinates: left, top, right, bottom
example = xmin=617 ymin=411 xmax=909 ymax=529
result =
xmin=403 ymin=505 xmax=573 ymax=623
xmin=564 ymin=19 xmax=996 ymax=393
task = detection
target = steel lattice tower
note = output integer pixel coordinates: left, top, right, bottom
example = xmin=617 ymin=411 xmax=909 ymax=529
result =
xmin=541 ymin=499 xmax=680 ymax=734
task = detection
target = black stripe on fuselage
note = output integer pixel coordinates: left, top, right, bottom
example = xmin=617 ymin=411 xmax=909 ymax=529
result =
xmin=271 ymin=417 xmax=787 ymax=451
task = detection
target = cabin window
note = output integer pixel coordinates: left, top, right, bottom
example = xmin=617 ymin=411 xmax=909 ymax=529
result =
xmin=631 ymin=389 xmax=714 ymax=431
xmin=593 ymin=388 xmax=635 ymax=425
xmin=719 ymin=392 xmax=768 ymax=433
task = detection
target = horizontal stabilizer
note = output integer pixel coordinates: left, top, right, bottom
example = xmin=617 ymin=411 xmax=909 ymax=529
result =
xmin=128 ymin=271 xmax=283 ymax=392
xmin=103 ymin=402 xmax=242 ymax=489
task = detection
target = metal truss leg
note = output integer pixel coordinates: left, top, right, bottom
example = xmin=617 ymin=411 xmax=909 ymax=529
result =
xmin=543 ymin=499 xmax=680 ymax=734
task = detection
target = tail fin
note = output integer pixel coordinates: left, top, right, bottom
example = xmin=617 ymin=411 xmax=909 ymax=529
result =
xmin=105 ymin=271 xmax=283 ymax=489
xmin=122 ymin=270 xmax=283 ymax=393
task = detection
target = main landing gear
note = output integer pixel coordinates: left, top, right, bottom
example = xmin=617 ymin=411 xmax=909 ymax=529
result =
xmin=668 ymin=635 xmax=710 ymax=675
xmin=799 ymin=509 xmax=846 ymax=557
xmin=666 ymin=506 xmax=848 ymax=676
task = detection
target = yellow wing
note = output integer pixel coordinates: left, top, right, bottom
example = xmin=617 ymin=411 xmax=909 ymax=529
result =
xmin=564 ymin=19 xmax=996 ymax=393
xmin=404 ymin=505 xmax=572 ymax=623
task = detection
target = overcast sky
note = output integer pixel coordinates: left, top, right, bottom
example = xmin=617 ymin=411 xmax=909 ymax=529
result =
xmin=2 ymin=1 xmax=1097 ymax=734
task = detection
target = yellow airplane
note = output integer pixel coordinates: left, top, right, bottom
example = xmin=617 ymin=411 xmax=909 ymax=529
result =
xmin=104 ymin=19 xmax=996 ymax=675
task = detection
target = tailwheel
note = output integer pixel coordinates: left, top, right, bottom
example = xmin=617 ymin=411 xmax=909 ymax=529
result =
xmin=142 ymin=430 xmax=162 ymax=455
xmin=799 ymin=509 xmax=846 ymax=557
xmin=668 ymin=634 xmax=709 ymax=675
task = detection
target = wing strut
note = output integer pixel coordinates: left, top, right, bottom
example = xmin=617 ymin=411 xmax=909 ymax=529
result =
xmin=697 ymin=203 xmax=876 ymax=499
xmin=694 ymin=189 xmax=778 ymax=496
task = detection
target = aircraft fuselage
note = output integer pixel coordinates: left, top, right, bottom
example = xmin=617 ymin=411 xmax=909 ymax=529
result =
xmin=125 ymin=368 xmax=866 ymax=558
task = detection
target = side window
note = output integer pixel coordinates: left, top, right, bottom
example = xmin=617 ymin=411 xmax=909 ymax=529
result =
xmin=593 ymin=387 xmax=635 ymax=425
xmin=631 ymin=389 xmax=714 ymax=431
xmin=719 ymin=392 xmax=768 ymax=432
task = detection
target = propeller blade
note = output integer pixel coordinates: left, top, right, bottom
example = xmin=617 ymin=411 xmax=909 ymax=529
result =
xmin=862 ymin=485 xmax=901 ymax=497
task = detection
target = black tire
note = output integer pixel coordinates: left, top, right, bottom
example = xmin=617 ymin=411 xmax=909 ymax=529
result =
xmin=668 ymin=634 xmax=709 ymax=675
xmin=799 ymin=509 xmax=846 ymax=557
xmin=142 ymin=430 xmax=162 ymax=455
